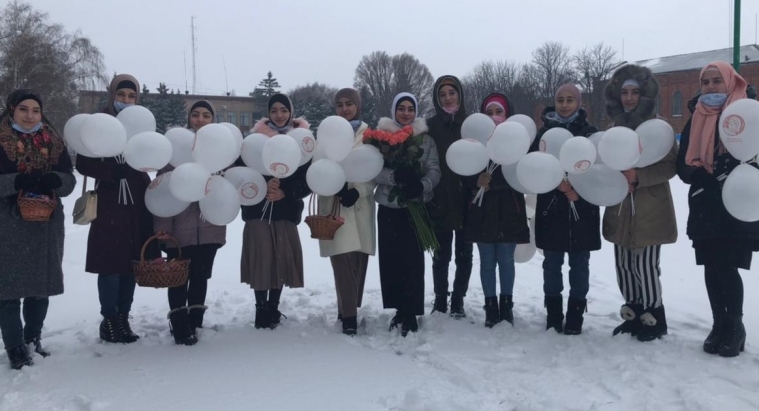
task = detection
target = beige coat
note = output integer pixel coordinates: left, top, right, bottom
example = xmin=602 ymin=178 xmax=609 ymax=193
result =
xmin=602 ymin=144 xmax=678 ymax=248
xmin=317 ymin=122 xmax=377 ymax=257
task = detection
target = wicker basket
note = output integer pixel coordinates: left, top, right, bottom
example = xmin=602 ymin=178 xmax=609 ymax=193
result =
xmin=132 ymin=234 xmax=190 ymax=288
xmin=17 ymin=190 xmax=57 ymax=222
xmin=304 ymin=194 xmax=343 ymax=240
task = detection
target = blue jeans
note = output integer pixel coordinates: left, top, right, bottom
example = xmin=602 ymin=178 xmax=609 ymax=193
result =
xmin=542 ymin=250 xmax=590 ymax=299
xmin=477 ymin=243 xmax=517 ymax=298
xmin=98 ymin=274 xmax=136 ymax=317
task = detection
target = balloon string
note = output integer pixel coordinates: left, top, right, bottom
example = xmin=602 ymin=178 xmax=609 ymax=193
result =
xmin=472 ymin=162 xmax=499 ymax=207
xmin=260 ymin=199 xmax=270 ymax=221
xmin=570 ymin=201 xmax=580 ymax=221
xmin=630 ymin=192 xmax=636 ymax=216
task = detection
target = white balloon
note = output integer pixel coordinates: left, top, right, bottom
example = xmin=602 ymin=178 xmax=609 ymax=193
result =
xmin=223 ymin=166 xmax=267 ymax=206
xmin=241 ymin=133 xmax=272 ymax=176
xmin=340 ymin=144 xmax=384 ymax=183
xmin=446 ymin=139 xmax=490 ymax=176
xmin=306 ymin=159 xmax=347 ymax=196
xmin=719 ymin=98 xmax=759 ymax=161
xmin=262 ymin=134 xmax=301 ymax=178
xmin=588 ymin=132 xmax=605 ymax=165
xmin=123 ymin=132 xmax=172 ymax=172
xmin=192 ymin=123 xmax=238 ymax=173
xmin=502 ymin=163 xmax=534 ymax=194
xmin=568 ymin=164 xmax=629 ymax=207
xmin=288 ymin=127 xmax=317 ymax=166
xmin=516 ymin=152 xmax=565 ymax=194
xmin=506 ymin=114 xmax=538 ymax=144
xmin=635 ymin=119 xmax=675 ymax=168
xmin=487 ymin=122 xmax=530 ymax=165
xmin=560 ymin=136 xmax=597 ymax=174
xmin=165 ymin=127 xmax=196 ymax=167
xmin=63 ymin=114 xmax=96 ymax=157
xmin=220 ymin=122 xmax=244 ymax=153
xmin=116 ymin=105 xmax=156 ymax=139
xmin=199 ymin=175 xmax=240 ymax=226
xmin=722 ymin=164 xmax=759 ymax=222
xmin=145 ymin=172 xmax=191 ymax=218
xmin=169 ymin=162 xmax=212 ymax=202
xmin=515 ymin=217 xmax=537 ymax=263
xmin=461 ymin=113 xmax=496 ymax=145
xmin=80 ymin=113 xmax=127 ymax=157
xmin=316 ymin=116 xmax=354 ymax=162
xmin=539 ymin=128 xmax=573 ymax=159
xmin=598 ymin=127 xmax=641 ymax=171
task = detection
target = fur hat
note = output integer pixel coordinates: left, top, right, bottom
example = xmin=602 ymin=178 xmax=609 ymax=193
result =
xmin=604 ymin=64 xmax=659 ymax=129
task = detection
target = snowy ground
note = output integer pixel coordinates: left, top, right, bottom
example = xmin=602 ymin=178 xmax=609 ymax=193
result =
xmin=0 ymin=173 xmax=758 ymax=411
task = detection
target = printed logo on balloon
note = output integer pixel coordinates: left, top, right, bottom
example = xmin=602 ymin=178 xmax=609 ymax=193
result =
xmin=574 ymin=160 xmax=591 ymax=173
xmin=270 ymin=162 xmax=289 ymax=176
xmin=204 ymin=177 xmax=213 ymax=196
xmin=302 ymin=136 xmax=315 ymax=154
xmin=240 ymin=182 xmax=259 ymax=200
xmin=722 ymin=114 xmax=746 ymax=141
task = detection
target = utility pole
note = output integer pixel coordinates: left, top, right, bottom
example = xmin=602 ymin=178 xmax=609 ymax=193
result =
xmin=734 ymin=0 xmax=741 ymax=72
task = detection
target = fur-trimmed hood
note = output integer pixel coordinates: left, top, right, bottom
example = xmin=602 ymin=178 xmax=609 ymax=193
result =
xmin=376 ymin=117 xmax=428 ymax=136
xmin=251 ymin=117 xmax=310 ymax=137
xmin=604 ymin=64 xmax=659 ymax=129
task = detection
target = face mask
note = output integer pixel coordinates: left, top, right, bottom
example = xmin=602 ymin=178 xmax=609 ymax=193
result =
xmin=113 ymin=100 xmax=134 ymax=113
xmin=491 ymin=115 xmax=506 ymax=125
xmin=699 ymin=93 xmax=728 ymax=108
xmin=349 ymin=120 xmax=361 ymax=132
xmin=443 ymin=105 xmax=459 ymax=115
xmin=11 ymin=121 xmax=42 ymax=134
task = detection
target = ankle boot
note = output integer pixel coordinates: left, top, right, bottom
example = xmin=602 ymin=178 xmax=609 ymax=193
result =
xmin=389 ymin=310 xmax=402 ymax=332
xmin=188 ymin=305 xmax=208 ymax=336
xmin=484 ymin=297 xmax=500 ymax=328
xmin=431 ymin=294 xmax=448 ymax=314
xmin=6 ymin=344 xmax=33 ymax=370
xmin=718 ymin=315 xmax=746 ymax=357
xmin=564 ymin=297 xmax=587 ymax=335
xmin=637 ymin=305 xmax=668 ymax=342
xmin=168 ymin=308 xmax=197 ymax=346
xmin=704 ymin=303 xmax=726 ymax=354
xmin=401 ymin=313 xmax=418 ymax=337
xmin=116 ymin=312 xmax=140 ymax=343
xmin=499 ymin=295 xmax=514 ymax=325
xmin=267 ymin=301 xmax=285 ymax=329
xmin=450 ymin=295 xmax=466 ymax=319
xmin=612 ymin=303 xmax=643 ymax=337
xmin=544 ymin=295 xmax=564 ymax=333
xmin=25 ymin=337 xmax=50 ymax=357
xmin=254 ymin=303 xmax=270 ymax=329
xmin=100 ymin=315 xmax=122 ymax=343
xmin=342 ymin=316 xmax=358 ymax=336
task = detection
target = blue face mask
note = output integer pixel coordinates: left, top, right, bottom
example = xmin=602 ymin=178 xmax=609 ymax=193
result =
xmin=11 ymin=121 xmax=42 ymax=134
xmin=699 ymin=93 xmax=728 ymax=108
xmin=113 ymin=100 xmax=134 ymax=113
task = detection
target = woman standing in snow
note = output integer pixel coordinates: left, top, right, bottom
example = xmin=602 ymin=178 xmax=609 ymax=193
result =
xmin=240 ymin=93 xmax=311 ymax=330
xmin=603 ymin=65 xmax=678 ymax=342
xmin=373 ymin=92 xmax=441 ymax=336
xmin=0 ymin=90 xmax=76 ymax=369
xmin=677 ymin=61 xmax=758 ymax=357
xmin=77 ymin=75 xmax=158 ymax=344
xmin=529 ymin=84 xmax=600 ymax=335
xmin=317 ymin=88 xmax=375 ymax=336
xmin=154 ymin=100 xmax=226 ymax=346
xmin=464 ymin=93 xmax=529 ymax=328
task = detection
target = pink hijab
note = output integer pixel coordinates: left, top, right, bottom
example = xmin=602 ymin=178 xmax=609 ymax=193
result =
xmin=686 ymin=61 xmax=747 ymax=173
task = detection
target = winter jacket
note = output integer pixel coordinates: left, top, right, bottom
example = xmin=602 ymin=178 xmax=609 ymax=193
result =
xmin=677 ymin=99 xmax=759 ymax=242
xmin=426 ymin=76 xmax=468 ymax=232
xmin=240 ymin=117 xmax=311 ymax=224
xmin=318 ymin=122 xmax=376 ymax=257
xmin=153 ymin=165 xmax=227 ymax=249
xmin=0 ymin=121 xmax=76 ymax=300
xmin=605 ymin=64 xmax=659 ymax=130
xmin=529 ymin=107 xmax=601 ymax=252
xmin=462 ymin=162 xmax=530 ymax=244
xmin=374 ymin=117 xmax=441 ymax=208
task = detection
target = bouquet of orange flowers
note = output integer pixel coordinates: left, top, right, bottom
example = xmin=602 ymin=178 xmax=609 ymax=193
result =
xmin=363 ymin=126 xmax=439 ymax=253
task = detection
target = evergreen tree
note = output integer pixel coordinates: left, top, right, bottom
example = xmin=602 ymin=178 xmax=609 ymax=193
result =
xmin=140 ymin=82 xmax=187 ymax=132
xmin=251 ymin=71 xmax=280 ymax=98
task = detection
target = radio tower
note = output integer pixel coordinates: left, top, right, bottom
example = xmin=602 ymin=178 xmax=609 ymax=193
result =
xmin=191 ymin=16 xmax=197 ymax=94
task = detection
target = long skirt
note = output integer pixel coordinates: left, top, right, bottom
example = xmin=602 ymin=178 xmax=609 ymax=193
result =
xmin=377 ymin=206 xmax=425 ymax=316
xmin=241 ymin=220 xmax=304 ymax=290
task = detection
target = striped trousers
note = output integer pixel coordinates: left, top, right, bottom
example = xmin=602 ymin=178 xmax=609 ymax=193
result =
xmin=614 ymin=245 xmax=662 ymax=309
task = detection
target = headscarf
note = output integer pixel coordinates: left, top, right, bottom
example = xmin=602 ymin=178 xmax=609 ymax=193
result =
xmin=186 ymin=100 xmax=215 ymax=130
xmin=106 ymin=74 xmax=140 ymax=116
xmin=391 ymin=92 xmax=418 ymax=127
xmin=480 ymin=93 xmax=511 ymax=125
xmin=335 ymin=88 xmax=362 ymax=131
xmin=267 ymin=93 xmax=294 ymax=133
xmin=555 ymin=84 xmax=583 ymax=114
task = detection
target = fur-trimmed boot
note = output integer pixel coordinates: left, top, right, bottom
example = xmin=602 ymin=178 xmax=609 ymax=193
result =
xmin=116 ymin=312 xmax=140 ymax=343
xmin=718 ymin=315 xmax=746 ymax=358
xmin=168 ymin=308 xmax=198 ymax=346
xmin=544 ymin=295 xmax=564 ymax=333
xmin=564 ymin=297 xmax=587 ymax=335
xmin=637 ymin=305 xmax=667 ymax=342
xmin=703 ymin=302 xmax=726 ymax=354
xmin=499 ymin=295 xmax=514 ymax=325
xmin=6 ymin=344 xmax=33 ymax=370
xmin=484 ymin=297 xmax=500 ymax=328
xmin=612 ymin=303 xmax=643 ymax=337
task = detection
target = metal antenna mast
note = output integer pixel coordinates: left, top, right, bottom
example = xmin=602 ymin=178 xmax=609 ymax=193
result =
xmin=191 ymin=16 xmax=197 ymax=94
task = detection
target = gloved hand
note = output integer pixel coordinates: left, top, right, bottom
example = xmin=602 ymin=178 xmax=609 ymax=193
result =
xmin=691 ymin=168 xmax=720 ymax=192
xmin=393 ymin=167 xmax=417 ymax=186
xmin=339 ymin=188 xmax=360 ymax=207
xmin=111 ymin=163 xmax=131 ymax=180
xmin=401 ymin=179 xmax=424 ymax=200
xmin=40 ymin=172 xmax=62 ymax=190
xmin=14 ymin=173 xmax=41 ymax=191
xmin=335 ymin=183 xmax=350 ymax=198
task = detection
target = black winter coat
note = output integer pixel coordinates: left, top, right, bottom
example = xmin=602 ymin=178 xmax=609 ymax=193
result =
xmin=530 ymin=107 xmax=601 ymax=252
xmin=240 ymin=161 xmax=311 ymax=224
xmin=463 ymin=162 xmax=530 ymax=244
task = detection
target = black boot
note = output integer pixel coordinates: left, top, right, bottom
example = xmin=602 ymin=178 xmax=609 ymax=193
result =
xmin=401 ymin=313 xmax=418 ymax=337
xmin=499 ymin=294 xmax=514 ymax=325
xmin=484 ymin=297 xmax=500 ymax=328
xmin=100 ymin=315 xmax=122 ymax=343
xmin=544 ymin=295 xmax=564 ymax=333
xmin=612 ymin=304 xmax=643 ymax=337
xmin=188 ymin=305 xmax=207 ymax=336
xmin=389 ymin=310 xmax=402 ymax=331
xmin=168 ymin=308 xmax=198 ymax=346
xmin=25 ymin=337 xmax=50 ymax=357
xmin=637 ymin=305 xmax=668 ymax=342
xmin=116 ymin=312 xmax=140 ymax=344
xmin=564 ymin=297 xmax=587 ymax=335
xmin=718 ymin=315 xmax=746 ymax=357
xmin=703 ymin=303 xmax=726 ymax=354
xmin=6 ymin=344 xmax=33 ymax=370
xmin=450 ymin=295 xmax=466 ymax=319
xmin=254 ymin=303 xmax=270 ymax=329
xmin=267 ymin=301 xmax=286 ymax=330
xmin=431 ymin=294 xmax=448 ymax=314
xmin=342 ymin=316 xmax=358 ymax=336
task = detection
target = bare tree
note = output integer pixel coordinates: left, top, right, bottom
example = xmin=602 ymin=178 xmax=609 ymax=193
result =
xmin=288 ymin=82 xmax=338 ymax=131
xmin=573 ymin=43 xmax=621 ymax=122
xmin=531 ymin=41 xmax=577 ymax=103
xmin=0 ymin=1 xmax=107 ymax=131
xmin=461 ymin=60 xmax=521 ymax=113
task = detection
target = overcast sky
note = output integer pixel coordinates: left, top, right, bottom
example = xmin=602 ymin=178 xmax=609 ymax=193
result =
xmin=28 ymin=0 xmax=759 ymax=96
